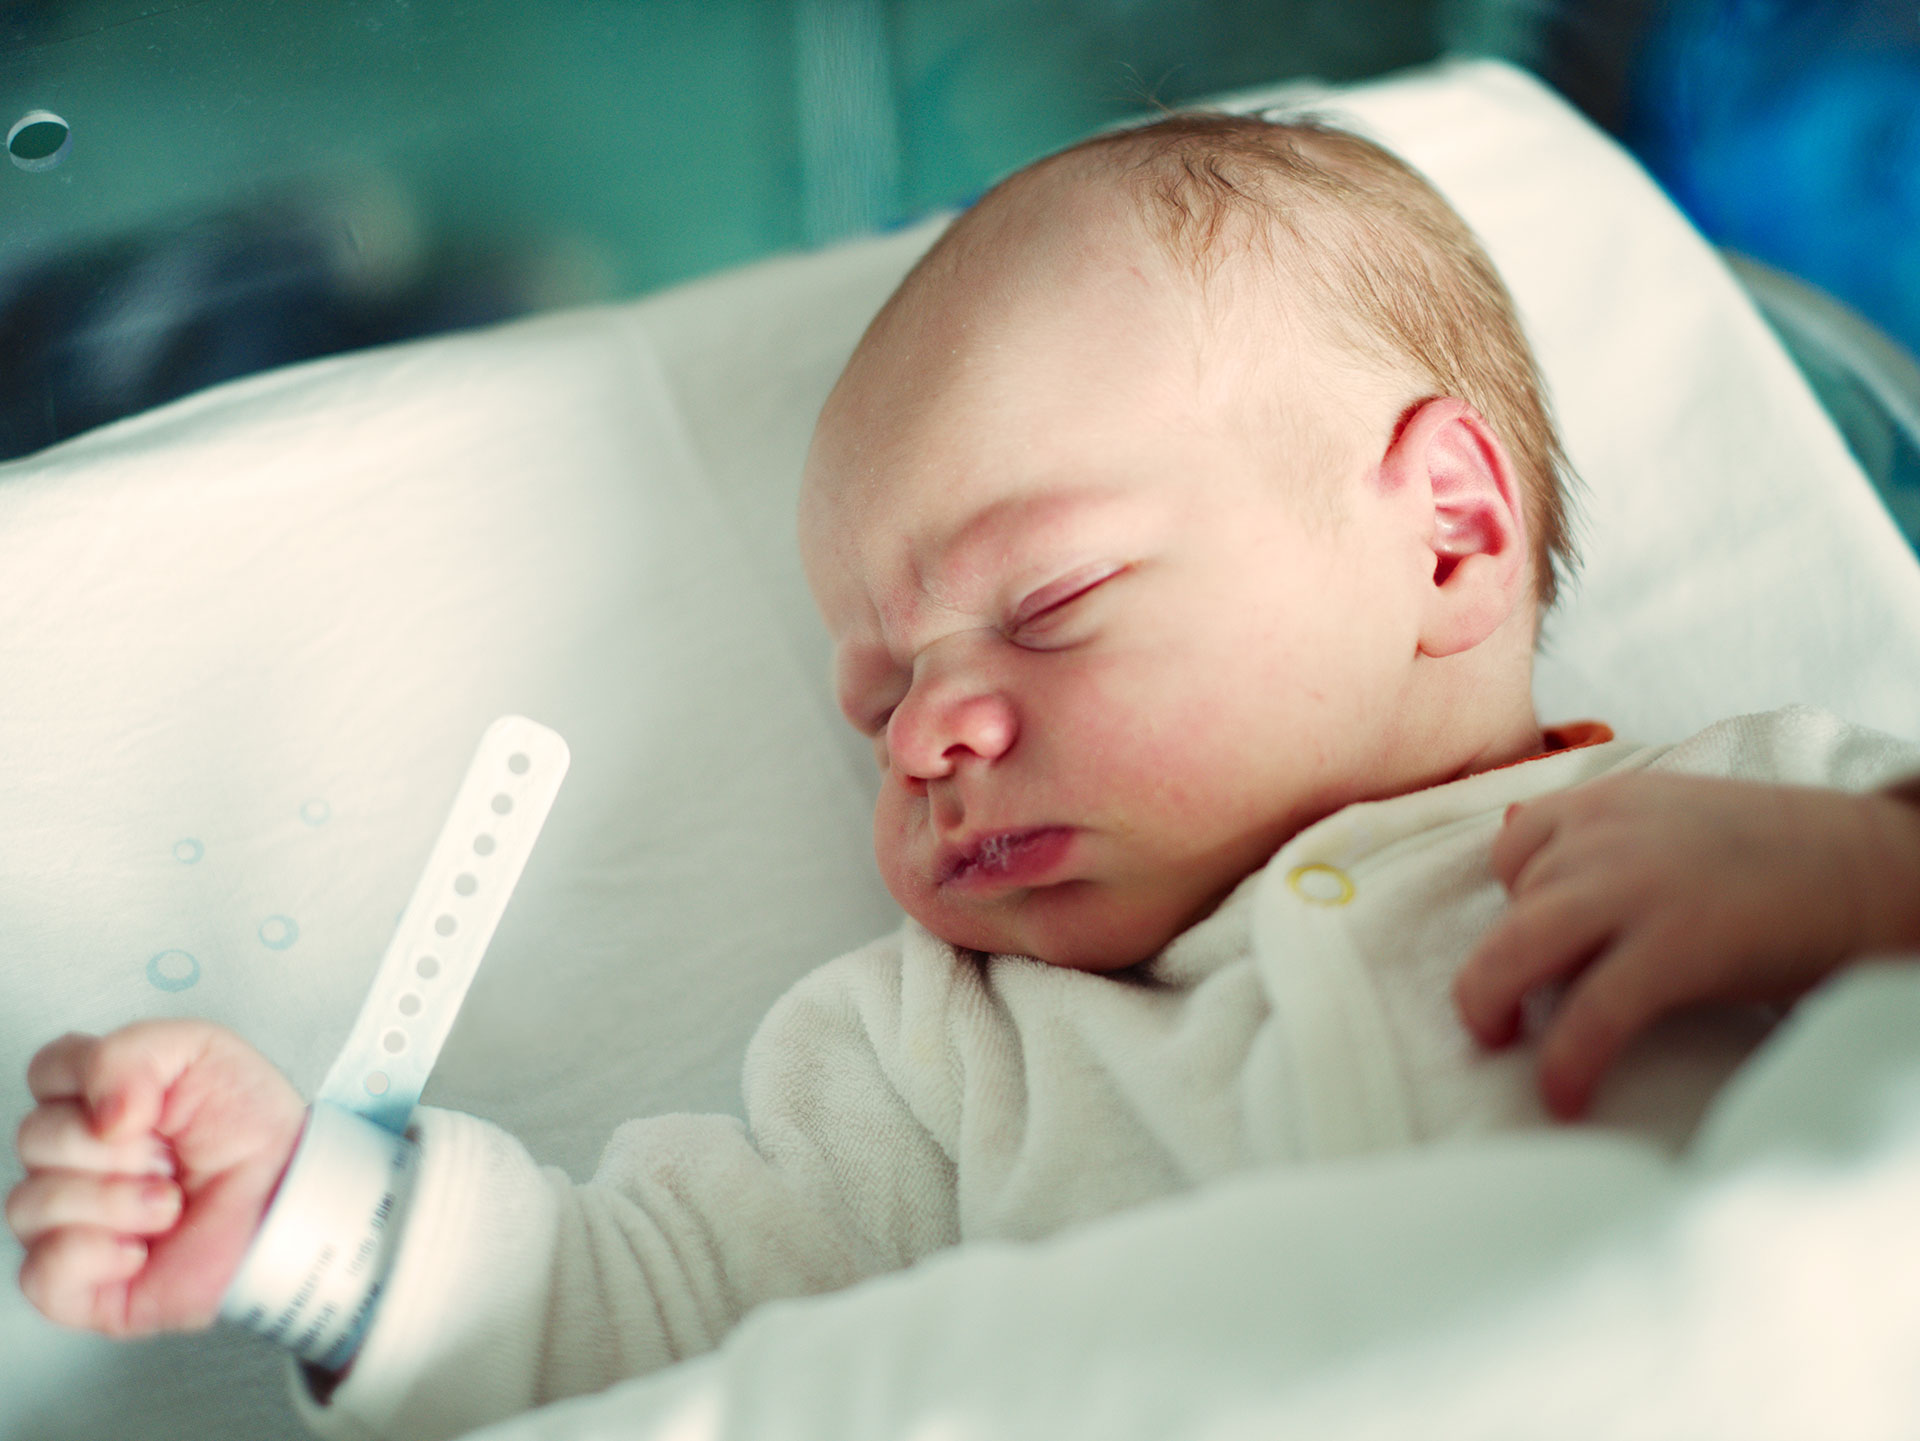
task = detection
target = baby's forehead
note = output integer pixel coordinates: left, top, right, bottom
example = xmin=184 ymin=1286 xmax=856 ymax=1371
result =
xmin=862 ymin=185 xmax=1318 ymax=402
xmin=802 ymin=145 xmax=1395 ymax=552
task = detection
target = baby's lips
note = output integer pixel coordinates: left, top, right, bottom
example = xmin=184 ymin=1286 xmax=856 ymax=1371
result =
xmin=938 ymin=826 xmax=1075 ymax=891
xmin=935 ymin=828 xmax=1027 ymax=884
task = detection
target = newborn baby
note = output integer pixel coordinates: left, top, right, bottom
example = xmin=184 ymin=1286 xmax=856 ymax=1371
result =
xmin=13 ymin=112 xmax=1920 ymax=1441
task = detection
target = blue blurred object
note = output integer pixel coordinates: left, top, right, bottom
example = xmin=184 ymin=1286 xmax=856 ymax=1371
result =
xmin=1629 ymin=0 xmax=1920 ymax=360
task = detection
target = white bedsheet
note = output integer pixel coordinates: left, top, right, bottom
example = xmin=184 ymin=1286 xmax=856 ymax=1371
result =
xmin=2 ymin=56 xmax=1918 ymax=1441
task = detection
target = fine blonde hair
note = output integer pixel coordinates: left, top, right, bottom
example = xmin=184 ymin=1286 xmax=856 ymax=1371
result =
xmin=913 ymin=112 xmax=1579 ymax=611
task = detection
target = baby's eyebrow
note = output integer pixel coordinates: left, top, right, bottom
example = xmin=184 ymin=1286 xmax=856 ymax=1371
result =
xmin=914 ymin=487 xmax=1119 ymax=610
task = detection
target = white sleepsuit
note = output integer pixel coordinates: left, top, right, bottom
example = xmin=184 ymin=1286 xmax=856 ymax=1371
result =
xmin=300 ymin=706 xmax=1920 ymax=1441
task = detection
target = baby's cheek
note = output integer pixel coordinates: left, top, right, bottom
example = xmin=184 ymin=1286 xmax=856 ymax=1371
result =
xmin=871 ymin=794 xmax=912 ymax=896
xmin=870 ymin=792 xmax=1013 ymax=953
xmin=872 ymin=794 xmax=941 ymax=924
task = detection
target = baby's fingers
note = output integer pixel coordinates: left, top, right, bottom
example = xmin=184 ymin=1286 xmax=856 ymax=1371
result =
xmin=25 ymin=1033 xmax=104 ymax=1106
xmin=27 ymin=1031 xmax=155 ymax=1140
xmin=7 ymin=1171 xmax=182 ymax=1245
xmin=16 ymin=1226 xmax=150 ymax=1335
xmin=16 ymin=1101 xmax=176 ymax=1178
xmin=1487 ymin=797 xmax=1564 ymax=890
xmin=1455 ymin=884 xmax=1616 ymax=1048
xmin=1535 ymin=932 xmax=1700 ymax=1120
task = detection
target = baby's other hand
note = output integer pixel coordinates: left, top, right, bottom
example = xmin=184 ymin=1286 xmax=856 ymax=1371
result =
xmin=1454 ymin=772 xmax=1920 ymax=1121
xmin=8 ymin=1021 xmax=305 ymax=1337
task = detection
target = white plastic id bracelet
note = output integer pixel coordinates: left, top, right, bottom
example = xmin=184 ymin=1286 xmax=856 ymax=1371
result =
xmin=219 ymin=1102 xmax=416 ymax=1372
xmin=314 ymin=715 xmax=571 ymax=1129
xmin=220 ymin=716 xmax=570 ymax=1369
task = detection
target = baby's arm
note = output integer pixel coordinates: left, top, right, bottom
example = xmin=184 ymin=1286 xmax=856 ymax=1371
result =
xmin=304 ymin=936 xmax=958 ymax=1440
xmin=8 ymin=1021 xmax=305 ymax=1336
xmin=1454 ymin=771 xmax=1920 ymax=1120
xmin=9 ymin=941 xmax=960 ymax=1441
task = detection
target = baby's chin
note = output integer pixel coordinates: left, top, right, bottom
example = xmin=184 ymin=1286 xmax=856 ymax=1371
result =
xmin=899 ymin=883 xmax=1187 ymax=973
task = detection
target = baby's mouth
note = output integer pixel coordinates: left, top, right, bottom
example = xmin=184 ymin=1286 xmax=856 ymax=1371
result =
xmin=939 ymin=827 xmax=1074 ymax=890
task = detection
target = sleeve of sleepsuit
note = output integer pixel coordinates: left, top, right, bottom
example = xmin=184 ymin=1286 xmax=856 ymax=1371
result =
xmin=1650 ymin=705 xmax=1920 ymax=792
xmin=291 ymin=929 xmax=963 ymax=1441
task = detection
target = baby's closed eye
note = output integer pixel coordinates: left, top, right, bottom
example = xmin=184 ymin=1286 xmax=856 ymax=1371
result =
xmin=1007 ymin=562 xmax=1130 ymax=646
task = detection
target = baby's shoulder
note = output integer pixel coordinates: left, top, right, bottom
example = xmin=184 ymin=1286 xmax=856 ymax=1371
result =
xmin=764 ymin=920 xmax=1129 ymax=1052
xmin=757 ymin=922 xmax=985 ymax=1033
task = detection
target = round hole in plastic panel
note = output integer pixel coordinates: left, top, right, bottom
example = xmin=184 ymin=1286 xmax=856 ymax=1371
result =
xmin=8 ymin=111 xmax=70 ymax=171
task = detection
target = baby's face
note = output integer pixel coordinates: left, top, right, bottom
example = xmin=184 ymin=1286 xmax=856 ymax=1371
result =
xmin=800 ymin=212 xmax=1434 ymax=970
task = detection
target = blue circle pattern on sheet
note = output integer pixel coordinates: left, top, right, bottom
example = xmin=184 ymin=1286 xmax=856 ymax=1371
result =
xmin=147 ymin=950 xmax=201 ymax=992
xmin=148 ymin=798 xmax=330 ymax=987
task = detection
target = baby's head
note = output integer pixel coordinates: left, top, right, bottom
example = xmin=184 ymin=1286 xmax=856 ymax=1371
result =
xmin=800 ymin=113 xmax=1576 ymax=971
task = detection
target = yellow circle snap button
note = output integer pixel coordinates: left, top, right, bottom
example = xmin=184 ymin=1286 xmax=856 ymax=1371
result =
xmin=1287 ymin=863 xmax=1354 ymax=906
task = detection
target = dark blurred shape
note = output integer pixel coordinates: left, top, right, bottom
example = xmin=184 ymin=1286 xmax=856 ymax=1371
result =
xmin=1524 ymin=0 xmax=1662 ymax=131
xmin=0 ymin=1 xmax=61 ymax=47
xmin=0 ymin=178 xmax=541 ymax=460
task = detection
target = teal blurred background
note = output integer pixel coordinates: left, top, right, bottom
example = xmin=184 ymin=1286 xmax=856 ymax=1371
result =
xmin=0 ymin=0 xmax=1550 ymax=458
xmin=2 ymin=1 xmax=1452 ymax=296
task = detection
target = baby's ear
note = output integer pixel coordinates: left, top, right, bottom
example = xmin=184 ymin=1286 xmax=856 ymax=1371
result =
xmin=1381 ymin=397 xmax=1530 ymax=658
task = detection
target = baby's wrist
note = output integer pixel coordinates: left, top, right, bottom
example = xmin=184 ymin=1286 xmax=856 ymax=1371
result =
xmin=220 ymin=1103 xmax=417 ymax=1373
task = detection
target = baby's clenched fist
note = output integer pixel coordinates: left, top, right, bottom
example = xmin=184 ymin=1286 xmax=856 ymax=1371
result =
xmin=9 ymin=1020 xmax=304 ymax=1337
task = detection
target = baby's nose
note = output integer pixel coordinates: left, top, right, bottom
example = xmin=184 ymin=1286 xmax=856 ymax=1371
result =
xmin=887 ymin=664 xmax=1016 ymax=781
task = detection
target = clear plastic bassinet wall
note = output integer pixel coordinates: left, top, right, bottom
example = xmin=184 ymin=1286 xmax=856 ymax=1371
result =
xmin=3 ymin=0 xmax=1918 ymax=524
xmin=0 ymin=0 xmax=1429 ymax=461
